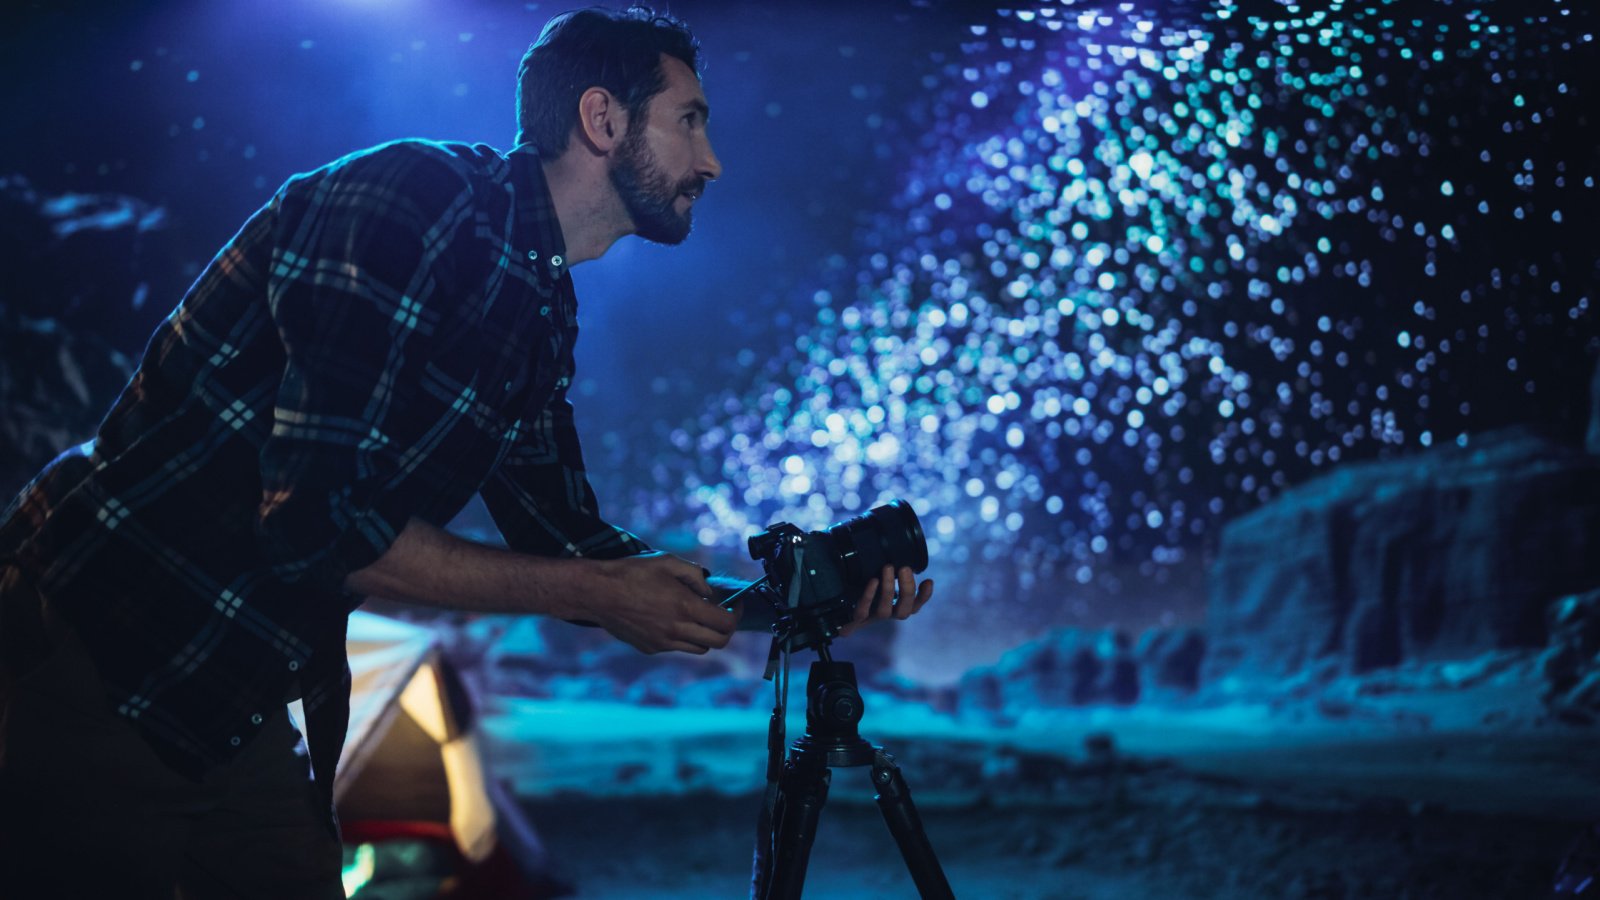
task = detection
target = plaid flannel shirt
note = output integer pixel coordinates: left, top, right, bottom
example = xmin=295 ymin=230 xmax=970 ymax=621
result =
xmin=0 ymin=139 xmax=648 ymax=798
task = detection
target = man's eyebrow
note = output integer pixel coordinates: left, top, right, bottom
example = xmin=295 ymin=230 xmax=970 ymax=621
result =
xmin=682 ymin=99 xmax=711 ymax=120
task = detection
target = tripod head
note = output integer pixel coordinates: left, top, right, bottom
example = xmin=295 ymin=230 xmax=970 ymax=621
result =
xmin=791 ymin=655 xmax=879 ymax=769
xmin=720 ymin=573 xmax=849 ymax=654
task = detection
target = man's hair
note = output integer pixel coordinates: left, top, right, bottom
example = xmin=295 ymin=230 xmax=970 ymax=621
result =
xmin=515 ymin=5 xmax=702 ymax=156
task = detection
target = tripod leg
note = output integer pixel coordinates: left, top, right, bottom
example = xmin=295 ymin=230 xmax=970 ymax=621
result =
xmin=871 ymin=751 xmax=955 ymax=900
xmin=750 ymin=705 xmax=787 ymax=898
xmin=750 ymin=778 xmax=780 ymax=899
xmin=761 ymin=757 xmax=831 ymax=900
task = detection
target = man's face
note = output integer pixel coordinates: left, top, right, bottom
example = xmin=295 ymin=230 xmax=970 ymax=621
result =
xmin=609 ymin=54 xmax=722 ymax=246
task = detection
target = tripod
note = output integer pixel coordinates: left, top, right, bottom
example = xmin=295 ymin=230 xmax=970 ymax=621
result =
xmin=749 ymin=643 xmax=954 ymax=899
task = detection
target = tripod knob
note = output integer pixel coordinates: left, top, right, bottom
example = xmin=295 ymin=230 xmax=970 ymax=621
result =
xmin=821 ymin=685 xmax=861 ymax=725
xmin=805 ymin=661 xmax=865 ymax=739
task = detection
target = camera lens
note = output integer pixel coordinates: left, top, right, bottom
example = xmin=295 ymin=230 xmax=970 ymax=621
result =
xmin=827 ymin=499 xmax=928 ymax=587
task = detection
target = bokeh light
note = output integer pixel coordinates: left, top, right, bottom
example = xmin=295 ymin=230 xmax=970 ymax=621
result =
xmin=581 ymin=0 xmax=1598 ymax=668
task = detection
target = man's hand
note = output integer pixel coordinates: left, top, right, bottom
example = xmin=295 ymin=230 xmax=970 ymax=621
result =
xmin=582 ymin=551 xmax=741 ymax=655
xmin=838 ymin=565 xmax=935 ymax=638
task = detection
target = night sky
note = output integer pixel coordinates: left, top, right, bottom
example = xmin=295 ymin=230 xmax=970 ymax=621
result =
xmin=3 ymin=0 xmax=1596 ymax=678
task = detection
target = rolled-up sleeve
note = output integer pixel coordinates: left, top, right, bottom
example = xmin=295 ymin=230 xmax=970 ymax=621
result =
xmin=255 ymin=147 xmax=479 ymax=591
xmin=480 ymin=384 xmax=651 ymax=561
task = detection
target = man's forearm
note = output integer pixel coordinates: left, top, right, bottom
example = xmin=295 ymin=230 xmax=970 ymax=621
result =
xmin=344 ymin=517 xmax=595 ymax=617
xmin=346 ymin=519 xmax=775 ymax=634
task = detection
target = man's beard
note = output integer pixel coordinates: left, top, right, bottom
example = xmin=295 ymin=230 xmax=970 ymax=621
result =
xmin=609 ymin=122 xmax=703 ymax=246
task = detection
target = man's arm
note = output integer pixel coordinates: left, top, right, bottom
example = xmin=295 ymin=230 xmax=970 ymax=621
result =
xmin=474 ymin=360 xmax=933 ymax=639
xmin=345 ymin=517 xmax=738 ymax=654
xmin=253 ymin=145 xmax=490 ymax=594
xmin=478 ymin=388 xmax=651 ymax=562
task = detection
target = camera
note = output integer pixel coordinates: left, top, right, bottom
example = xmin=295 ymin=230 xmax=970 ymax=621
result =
xmin=728 ymin=499 xmax=929 ymax=651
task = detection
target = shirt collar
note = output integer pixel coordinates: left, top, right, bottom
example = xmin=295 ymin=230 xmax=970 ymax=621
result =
xmin=507 ymin=143 xmax=569 ymax=279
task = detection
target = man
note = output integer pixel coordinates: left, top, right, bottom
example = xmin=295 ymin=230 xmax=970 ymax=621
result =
xmin=0 ymin=7 xmax=934 ymax=898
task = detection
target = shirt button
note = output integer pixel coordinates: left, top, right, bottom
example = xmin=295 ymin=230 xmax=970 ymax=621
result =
xmin=251 ymin=713 xmax=263 ymax=725
xmin=539 ymin=306 xmax=551 ymax=316
xmin=230 ymin=736 xmax=242 ymax=747
xmin=526 ymin=250 xmax=538 ymax=261
xmin=504 ymin=380 xmax=514 ymax=391
xmin=550 ymin=254 xmax=563 ymax=267
xmin=288 ymin=660 xmax=300 ymax=672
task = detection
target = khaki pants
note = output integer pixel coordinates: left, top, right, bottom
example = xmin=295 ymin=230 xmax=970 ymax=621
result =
xmin=0 ymin=566 xmax=344 ymax=900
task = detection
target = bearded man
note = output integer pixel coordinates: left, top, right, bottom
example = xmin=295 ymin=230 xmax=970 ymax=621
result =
xmin=0 ymin=7 xmax=933 ymax=897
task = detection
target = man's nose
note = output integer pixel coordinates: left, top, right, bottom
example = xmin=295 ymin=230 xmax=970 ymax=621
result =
xmin=698 ymin=138 xmax=723 ymax=183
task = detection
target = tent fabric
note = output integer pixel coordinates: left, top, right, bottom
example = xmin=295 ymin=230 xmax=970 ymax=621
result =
xmin=333 ymin=612 xmax=507 ymax=866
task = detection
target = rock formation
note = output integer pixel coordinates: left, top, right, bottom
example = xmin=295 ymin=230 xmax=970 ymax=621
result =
xmin=1202 ymin=428 xmax=1600 ymax=692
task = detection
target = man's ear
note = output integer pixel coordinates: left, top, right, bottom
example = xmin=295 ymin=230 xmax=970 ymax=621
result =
xmin=575 ymin=86 xmax=626 ymax=155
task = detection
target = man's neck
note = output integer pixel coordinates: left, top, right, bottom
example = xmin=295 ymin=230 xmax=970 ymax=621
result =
xmin=540 ymin=154 xmax=634 ymax=266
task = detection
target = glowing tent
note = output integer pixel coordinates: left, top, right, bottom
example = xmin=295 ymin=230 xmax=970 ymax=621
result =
xmin=325 ymin=611 xmax=567 ymax=899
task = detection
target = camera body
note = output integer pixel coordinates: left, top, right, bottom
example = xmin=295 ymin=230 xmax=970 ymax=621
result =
xmin=741 ymin=500 xmax=928 ymax=651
